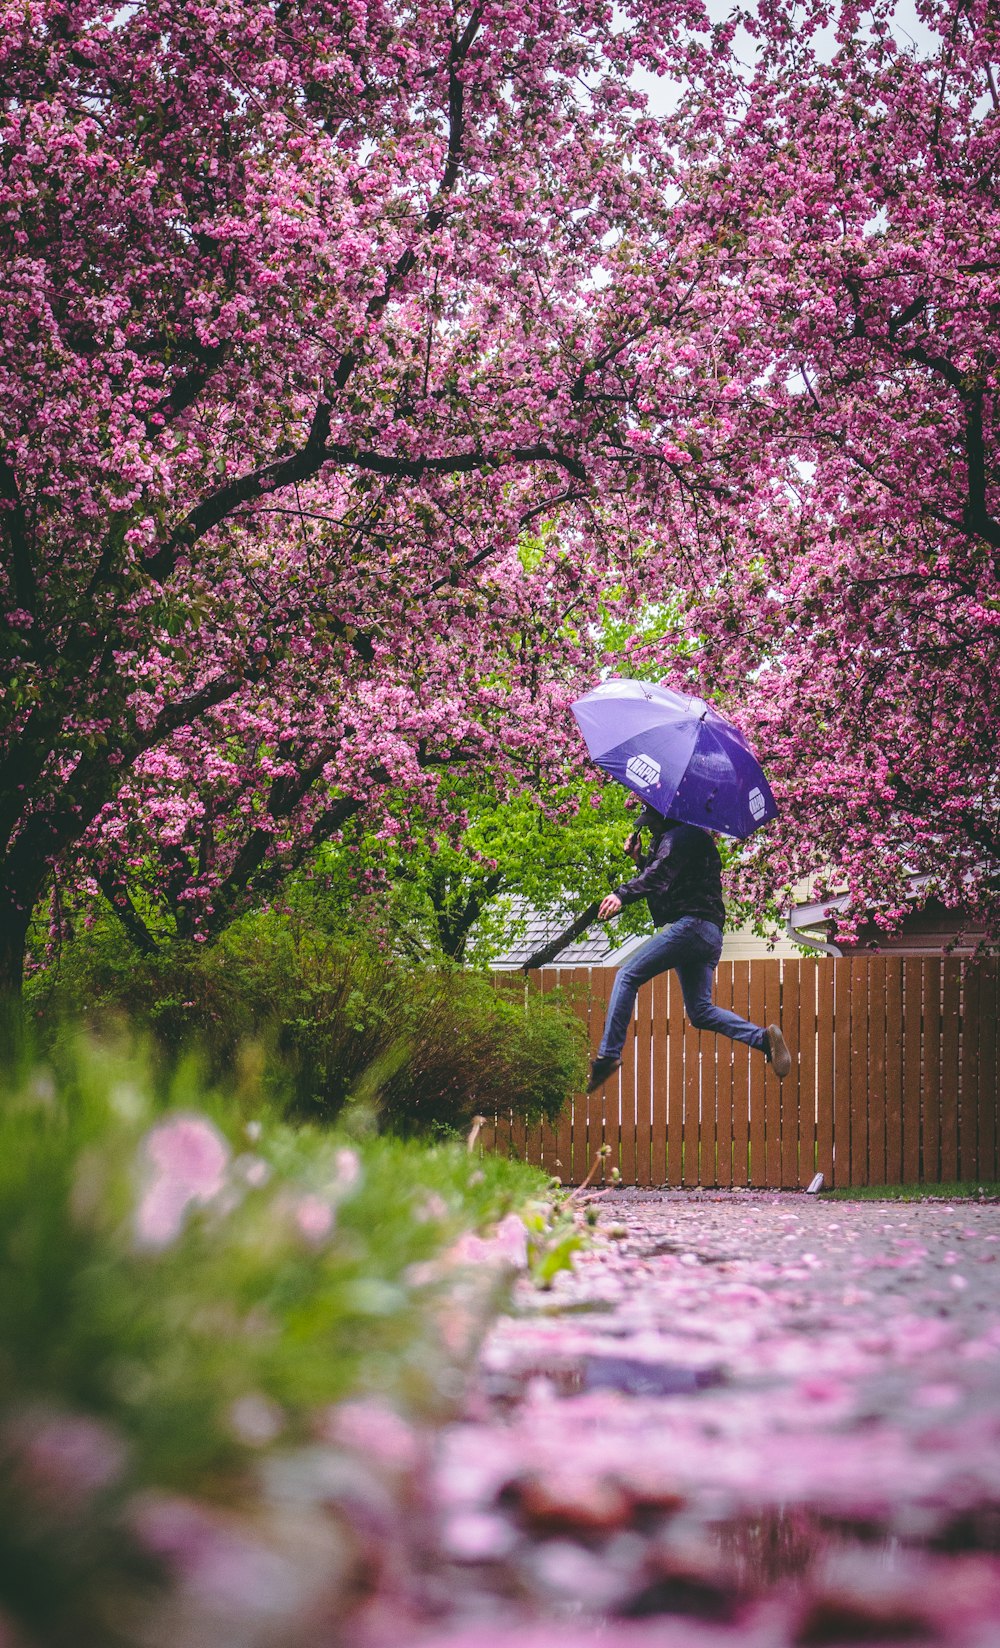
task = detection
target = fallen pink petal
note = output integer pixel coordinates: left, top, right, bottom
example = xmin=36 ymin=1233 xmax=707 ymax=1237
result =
xmin=135 ymin=1115 xmax=230 ymax=1247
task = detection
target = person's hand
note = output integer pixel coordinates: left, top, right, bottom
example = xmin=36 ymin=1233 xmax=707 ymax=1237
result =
xmin=598 ymin=893 xmax=622 ymax=921
xmin=624 ymin=831 xmax=642 ymax=861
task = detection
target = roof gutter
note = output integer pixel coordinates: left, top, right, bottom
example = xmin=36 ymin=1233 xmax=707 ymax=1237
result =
xmin=785 ymin=910 xmax=843 ymax=959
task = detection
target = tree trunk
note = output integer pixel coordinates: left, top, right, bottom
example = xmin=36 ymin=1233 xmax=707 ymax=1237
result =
xmin=0 ymin=882 xmax=34 ymax=1001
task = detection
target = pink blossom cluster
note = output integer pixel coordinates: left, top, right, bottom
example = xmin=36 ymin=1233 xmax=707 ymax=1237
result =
xmin=134 ymin=1113 xmax=357 ymax=1249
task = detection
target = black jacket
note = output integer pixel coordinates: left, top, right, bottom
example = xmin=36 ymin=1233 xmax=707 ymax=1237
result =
xmin=614 ymin=822 xmax=726 ymax=931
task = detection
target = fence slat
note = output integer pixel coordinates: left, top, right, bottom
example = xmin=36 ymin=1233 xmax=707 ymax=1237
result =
xmin=702 ymin=1007 xmax=719 ymax=1189
xmin=940 ymin=960 xmax=961 ymax=1182
xmin=849 ymin=959 xmax=870 ymax=1184
xmin=797 ymin=961 xmax=817 ymax=1186
xmin=732 ymin=961 xmax=751 ymax=1188
xmin=749 ymin=965 xmax=767 ymax=1186
xmin=885 ymin=959 xmax=904 ymax=1185
xmin=782 ymin=961 xmax=801 ymax=1188
xmin=683 ymin=1003 xmax=702 ymax=1189
xmin=816 ymin=962 xmax=834 ymax=1185
xmin=667 ymin=967 xmax=685 ymax=1186
xmin=651 ymin=972 xmax=668 ymax=1186
xmin=980 ymin=960 xmax=998 ymax=1182
xmin=618 ymin=974 xmax=638 ymax=1188
xmin=599 ymin=965 xmax=618 ymax=1187
xmin=763 ymin=960 xmax=782 ymax=1187
xmin=960 ymin=963 xmax=980 ymax=1184
xmin=716 ymin=963 xmax=735 ymax=1188
xmin=902 ymin=958 xmax=923 ymax=1185
xmin=868 ymin=956 xmax=887 ymax=1185
xmin=902 ymin=955 xmax=929 ymax=1186
xmin=923 ymin=959 xmax=942 ymax=1183
xmin=587 ymin=967 xmax=613 ymax=1185
xmin=635 ymin=980 xmax=653 ymax=1187
xmin=831 ymin=960 xmax=851 ymax=1187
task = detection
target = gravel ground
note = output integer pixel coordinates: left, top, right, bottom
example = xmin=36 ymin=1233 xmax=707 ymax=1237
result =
xmin=408 ymin=1191 xmax=1000 ymax=1648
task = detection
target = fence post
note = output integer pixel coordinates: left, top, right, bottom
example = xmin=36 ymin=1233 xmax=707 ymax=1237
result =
xmin=651 ymin=972 xmax=668 ymax=1186
xmin=782 ymin=960 xmax=801 ymax=1188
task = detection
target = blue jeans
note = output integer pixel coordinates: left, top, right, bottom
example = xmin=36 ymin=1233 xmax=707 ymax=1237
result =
xmin=598 ymin=918 xmax=768 ymax=1060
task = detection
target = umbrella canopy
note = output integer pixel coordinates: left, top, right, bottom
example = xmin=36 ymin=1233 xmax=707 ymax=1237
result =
xmin=571 ymin=678 xmax=777 ymax=840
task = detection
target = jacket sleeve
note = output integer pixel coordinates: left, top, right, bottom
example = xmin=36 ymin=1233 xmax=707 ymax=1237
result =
xmin=613 ymin=829 xmax=678 ymax=906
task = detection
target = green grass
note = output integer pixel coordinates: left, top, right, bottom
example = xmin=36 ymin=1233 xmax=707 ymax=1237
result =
xmin=0 ymin=1032 xmax=556 ymax=1641
xmin=826 ymin=1181 xmax=1000 ymax=1201
xmin=0 ymin=1036 xmax=552 ymax=1467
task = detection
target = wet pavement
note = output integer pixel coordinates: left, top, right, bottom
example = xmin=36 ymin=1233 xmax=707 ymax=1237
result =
xmin=414 ymin=1191 xmax=1000 ymax=1648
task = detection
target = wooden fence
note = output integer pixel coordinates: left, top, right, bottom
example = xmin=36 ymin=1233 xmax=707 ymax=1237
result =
xmin=481 ymin=957 xmax=999 ymax=1188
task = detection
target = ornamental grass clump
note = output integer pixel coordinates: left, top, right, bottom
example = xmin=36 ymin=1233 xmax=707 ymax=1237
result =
xmin=0 ymin=1033 xmax=548 ymax=1646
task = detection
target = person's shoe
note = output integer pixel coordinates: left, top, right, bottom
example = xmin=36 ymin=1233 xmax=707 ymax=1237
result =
xmin=586 ymin=1055 xmax=621 ymax=1094
xmin=764 ymin=1024 xmax=791 ymax=1078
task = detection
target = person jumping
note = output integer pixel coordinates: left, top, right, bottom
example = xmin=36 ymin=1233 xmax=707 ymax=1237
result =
xmin=586 ymin=805 xmax=792 ymax=1093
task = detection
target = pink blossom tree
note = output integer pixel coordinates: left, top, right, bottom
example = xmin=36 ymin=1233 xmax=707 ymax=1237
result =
xmin=641 ymin=0 xmax=1000 ymax=939
xmin=0 ymin=0 xmax=730 ymax=990
xmin=9 ymin=0 xmax=998 ymax=990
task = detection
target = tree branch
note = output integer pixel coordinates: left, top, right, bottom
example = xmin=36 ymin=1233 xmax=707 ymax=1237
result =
xmin=142 ymin=671 xmax=246 ymax=747
xmin=825 ymin=328 xmax=1000 ymax=551
xmin=204 ymin=724 xmax=477 ymax=936
xmin=151 ymin=437 xmax=587 ymax=579
xmin=154 ymin=340 xmax=232 ymax=424
xmin=437 ymin=868 xmax=504 ymax=960
xmin=328 ymin=6 xmax=483 ymax=395
xmin=896 ymin=337 xmax=969 ymax=396
xmin=961 ymin=390 xmax=994 ymax=542
xmin=207 ymin=781 xmax=383 ymax=930
xmin=146 ymin=399 xmax=330 ymax=579
xmin=0 ymin=452 xmax=34 ymax=613
xmin=98 ymin=873 xmax=160 ymax=955
xmin=887 ymin=294 xmax=929 ymax=339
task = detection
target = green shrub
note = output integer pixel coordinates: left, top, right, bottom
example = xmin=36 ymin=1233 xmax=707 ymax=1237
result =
xmin=29 ymin=914 xmax=588 ymax=1135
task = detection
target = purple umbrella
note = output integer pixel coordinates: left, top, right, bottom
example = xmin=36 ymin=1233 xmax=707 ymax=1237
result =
xmin=571 ymin=678 xmax=777 ymax=840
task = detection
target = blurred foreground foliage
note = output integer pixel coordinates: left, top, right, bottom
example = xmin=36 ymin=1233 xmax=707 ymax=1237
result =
xmin=0 ymin=1031 xmax=552 ymax=1645
xmin=28 ymin=911 xmax=588 ymax=1136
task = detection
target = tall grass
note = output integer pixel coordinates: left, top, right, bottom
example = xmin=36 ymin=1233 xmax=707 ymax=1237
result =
xmin=0 ymin=1032 xmax=551 ymax=1645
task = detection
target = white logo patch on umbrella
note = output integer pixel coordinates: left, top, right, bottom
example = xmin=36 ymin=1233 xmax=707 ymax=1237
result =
xmin=625 ymin=752 xmax=661 ymax=789
xmin=748 ymin=786 xmax=766 ymax=820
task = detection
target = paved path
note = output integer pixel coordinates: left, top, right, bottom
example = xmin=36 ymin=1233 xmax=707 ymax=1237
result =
xmin=415 ymin=1192 xmax=1000 ymax=1648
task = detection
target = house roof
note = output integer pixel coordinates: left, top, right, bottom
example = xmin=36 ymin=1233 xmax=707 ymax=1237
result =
xmin=783 ymin=873 xmax=996 ymax=956
xmin=787 ymin=874 xmax=936 ymax=939
xmin=488 ymin=898 xmax=646 ymax=970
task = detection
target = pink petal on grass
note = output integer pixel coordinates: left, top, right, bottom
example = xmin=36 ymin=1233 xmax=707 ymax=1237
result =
xmin=135 ymin=1115 xmax=230 ymax=1248
xmin=450 ymin=1213 xmax=529 ymax=1271
xmin=5 ymin=1409 xmax=128 ymax=1510
xmin=295 ymin=1194 xmax=334 ymax=1243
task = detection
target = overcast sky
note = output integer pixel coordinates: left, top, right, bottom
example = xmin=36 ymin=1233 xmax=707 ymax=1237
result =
xmin=634 ymin=0 xmax=942 ymax=117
